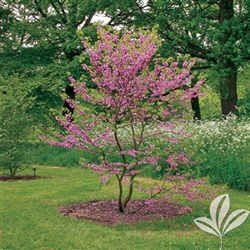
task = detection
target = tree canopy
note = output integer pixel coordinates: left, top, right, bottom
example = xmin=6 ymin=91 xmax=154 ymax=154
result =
xmin=1 ymin=0 xmax=250 ymax=117
xmin=0 ymin=0 xmax=112 ymax=119
xmin=105 ymin=0 xmax=250 ymax=116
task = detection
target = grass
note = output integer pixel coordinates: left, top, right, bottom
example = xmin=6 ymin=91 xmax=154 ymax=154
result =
xmin=1 ymin=166 xmax=250 ymax=250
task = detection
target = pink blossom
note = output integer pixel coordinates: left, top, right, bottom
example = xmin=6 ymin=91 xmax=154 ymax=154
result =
xmin=123 ymin=176 xmax=129 ymax=183
xmin=116 ymin=149 xmax=138 ymax=157
xmin=100 ymin=174 xmax=111 ymax=184
xmin=144 ymin=199 xmax=158 ymax=205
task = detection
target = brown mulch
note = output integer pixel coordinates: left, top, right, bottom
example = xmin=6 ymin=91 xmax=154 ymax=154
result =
xmin=0 ymin=175 xmax=43 ymax=182
xmin=58 ymin=199 xmax=191 ymax=225
xmin=1 ymin=175 xmax=191 ymax=225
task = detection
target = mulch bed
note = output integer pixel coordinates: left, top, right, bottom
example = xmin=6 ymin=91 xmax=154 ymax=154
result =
xmin=58 ymin=199 xmax=191 ymax=225
xmin=2 ymin=175 xmax=191 ymax=225
xmin=0 ymin=175 xmax=44 ymax=182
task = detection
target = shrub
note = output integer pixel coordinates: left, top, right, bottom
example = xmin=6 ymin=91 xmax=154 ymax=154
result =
xmin=0 ymin=75 xmax=35 ymax=177
xmin=183 ymin=116 xmax=250 ymax=191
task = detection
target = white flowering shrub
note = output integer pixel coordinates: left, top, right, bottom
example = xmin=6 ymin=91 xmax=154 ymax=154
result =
xmin=183 ymin=115 xmax=250 ymax=191
xmin=142 ymin=115 xmax=250 ymax=191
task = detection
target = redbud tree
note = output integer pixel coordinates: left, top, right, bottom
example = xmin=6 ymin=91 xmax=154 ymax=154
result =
xmin=40 ymin=26 xmax=211 ymax=213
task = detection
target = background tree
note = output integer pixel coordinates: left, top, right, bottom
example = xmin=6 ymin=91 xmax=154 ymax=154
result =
xmin=0 ymin=75 xmax=35 ymax=177
xmin=0 ymin=0 xmax=113 ymax=120
xmin=105 ymin=0 xmax=250 ymax=117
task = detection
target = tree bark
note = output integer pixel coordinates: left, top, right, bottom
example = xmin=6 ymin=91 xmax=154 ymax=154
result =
xmin=220 ymin=63 xmax=238 ymax=116
xmin=191 ymin=97 xmax=201 ymax=120
xmin=118 ymin=178 xmax=125 ymax=213
xmin=191 ymin=77 xmax=201 ymax=120
xmin=62 ymin=50 xmax=80 ymax=117
xmin=218 ymin=0 xmax=238 ymax=116
xmin=62 ymin=84 xmax=75 ymax=117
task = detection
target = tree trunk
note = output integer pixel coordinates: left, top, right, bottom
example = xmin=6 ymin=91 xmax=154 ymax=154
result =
xmin=118 ymin=178 xmax=125 ymax=213
xmin=218 ymin=0 xmax=238 ymax=116
xmin=123 ymin=179 xmax=135 ymax=209
xmin=62 ymin=50 xmax=79 ymax=117
xmin=62 ymin=84 xmax=75 ymax=117
xmin=220 ymin=64 xmax=238 ymax=116
xmin=190 ymin=77 xmax=201 ymax=120
xmin=191 ymin=97 xmax=201 ymax=120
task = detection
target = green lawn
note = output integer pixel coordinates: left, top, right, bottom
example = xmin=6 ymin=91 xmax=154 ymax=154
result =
xmin=1 ymin=166 xmax=250 ymax=250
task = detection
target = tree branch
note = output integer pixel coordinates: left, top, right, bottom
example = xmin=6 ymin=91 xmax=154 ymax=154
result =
xmin=34 ymin=0 xmax=47 ymax=18
xmin=56 ymin=0 xmax=67 ymax=23
xmin=83 ymin=13 xmax=95 ymax=28
xmin=49 ymin=0 xmax=67 ymax=24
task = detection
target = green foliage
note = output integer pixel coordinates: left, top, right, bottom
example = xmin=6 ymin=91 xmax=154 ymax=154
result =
xmin=237 ymin=64 xmax=250 ymax=117
xmin=0 ymin=0 xmax=111 ymax=121
xmin=191 ymin=63 xmax=250 ymax=119
xmin=20 ymin=142 xmax=99 ymax=168
xmin=238 ymin=87 xmax=250 ymax=117
xmin=0 ymin=75 xmax=35 ymax=176
xmin=2 ymin=1 xmax=249 ymax=119
xmin=199 ymin=85 xmax=221 ymax=120
xmin=106 ymin=0 xmax=250 ymax=116
xmin=0 ymin=0 xmax=111 ymax=78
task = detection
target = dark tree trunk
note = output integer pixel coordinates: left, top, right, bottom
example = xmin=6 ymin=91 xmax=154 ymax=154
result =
xmin=62 ymin=84 xmax=75 ymax=117
xmin=191 ymin=97 xmax=201 ymax=120
xmin=190 ymin=77 xmax=201 ymax=120
xmin=220 ymin=64 xmax=238 ymax=116
xmin=62 ymin=50 xmax=79 ymax=117
xmin=218 ymin=0 xmax=238 ymax=116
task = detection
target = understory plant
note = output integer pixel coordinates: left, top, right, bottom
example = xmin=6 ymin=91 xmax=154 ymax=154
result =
xmin=40 ymin=26 xmax=214 ymax=212
xmin=183 ymin=116 xmax=250 ymax=191
xmin=0 ymin=75 xmax=34 ymax=177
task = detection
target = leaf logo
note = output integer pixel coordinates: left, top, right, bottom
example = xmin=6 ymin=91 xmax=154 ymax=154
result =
xmin=194 ymin=194 xmax=249 ymax=250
